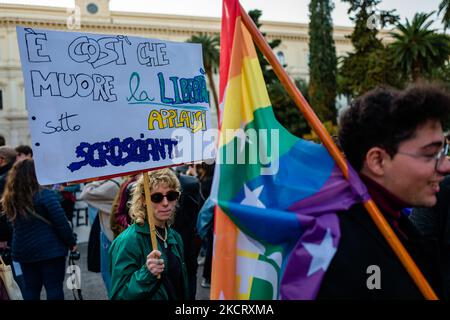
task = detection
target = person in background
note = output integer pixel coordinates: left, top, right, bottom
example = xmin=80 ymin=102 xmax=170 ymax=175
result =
xmin=316 ymin=84 xmax=450 ymax=299
xmin=195 ymin=162 xmax=215 ymax=288
xmin=14 ymin=145 xmax=33 ymax=161
xmin=57 ymin=183 xmax=81 ymax=224
xmin=196 ymin=196 xmax=214 ymax=289
xmin=174 ymin=164 xmax=189 ymax=176
xmin=185 ymin=164 xmax=198 ymax=177
xmin=109 ymin=169 xmax=189 ymax=300
xmin=0 ymin=135 xmax=5 ymax=147
xmin=1 ymin=159 xmax=76 ymax=300
xmin=0 ymin=147 xmax=22 ymax=292
xmin=0 ymin=147 xmax=16 ymax=252
xmin=80 ymin=178 xmax=121 ymax=293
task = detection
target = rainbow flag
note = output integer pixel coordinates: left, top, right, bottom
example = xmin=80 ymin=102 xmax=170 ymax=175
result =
xmin=210 ymin=0 xmax=370 ymax=300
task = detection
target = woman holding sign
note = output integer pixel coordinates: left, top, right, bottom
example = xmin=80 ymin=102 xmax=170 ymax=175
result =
xmin=108 ymin=169 xmax=189 ymax=300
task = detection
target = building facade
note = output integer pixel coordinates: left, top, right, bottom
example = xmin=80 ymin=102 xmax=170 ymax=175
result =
xmin=0 ymin=0 xmax=355 ymax=146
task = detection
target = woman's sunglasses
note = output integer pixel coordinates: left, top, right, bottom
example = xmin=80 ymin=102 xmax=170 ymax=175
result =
xmin=150 ymin=190 xmax=180 ymax=203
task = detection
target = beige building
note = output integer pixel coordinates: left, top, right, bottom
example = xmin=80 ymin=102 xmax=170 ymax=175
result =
xmin=0 ymin=0 xmax=355 ymax=146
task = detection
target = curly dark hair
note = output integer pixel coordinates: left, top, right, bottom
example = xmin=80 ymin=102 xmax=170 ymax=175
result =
xmin=339 ymin=83 xmax=450 ymax=171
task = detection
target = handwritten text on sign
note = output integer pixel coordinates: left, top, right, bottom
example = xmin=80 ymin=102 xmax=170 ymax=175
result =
xmin=17 ymin=27 xmax=213 ymax=184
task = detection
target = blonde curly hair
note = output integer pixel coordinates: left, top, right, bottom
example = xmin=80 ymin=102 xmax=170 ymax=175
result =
xmin=129 ymin=168 xmax=181 ymax=226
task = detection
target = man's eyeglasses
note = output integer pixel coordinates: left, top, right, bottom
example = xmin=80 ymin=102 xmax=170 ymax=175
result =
xmin=397 ymin=142 xmax=449 ymax=171
xmin=150 ymin=191 xmax=180 ymax=203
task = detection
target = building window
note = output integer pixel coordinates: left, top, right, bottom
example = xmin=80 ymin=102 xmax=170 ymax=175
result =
xmin=276 ymin=51 xmax=285 ymax=65
xmin=87 ymin=3 xmax=98 ymax=14
xmin=0 ymin=90 xmax=3 ymax=110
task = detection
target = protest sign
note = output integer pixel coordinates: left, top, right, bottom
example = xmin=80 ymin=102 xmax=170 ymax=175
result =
xmin=17 ymin=27 xmax=214 ymax=184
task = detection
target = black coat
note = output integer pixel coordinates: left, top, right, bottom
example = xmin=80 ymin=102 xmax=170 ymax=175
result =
xmin=317 ymin=203 xmax=442 ymax=299
xmin=410 ymin=176 xmax=450 ymax=299
xmin=0 ymin=215 xmax=11 ymax=243
xmin=87 ymin=213 xmax=101 ymax=272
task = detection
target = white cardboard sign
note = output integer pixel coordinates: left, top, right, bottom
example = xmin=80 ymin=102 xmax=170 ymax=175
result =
xmin=17 ymin=27 xmax=213 ymax=185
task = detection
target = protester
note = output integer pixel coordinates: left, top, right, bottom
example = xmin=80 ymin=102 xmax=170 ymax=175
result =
xmin=185 ymin=164 xmax=197 ymax=177
xmin=108 ymin=169 xmax=189 ymax=300
xmin=0 ymin=159 xmax=77 ymax=300
xmin=58 ymin=183 xmax=81 ymax=223
xmin=14 ymin=145 xmax=33 ymax=161
xmin=174 ymin=164 xmax=189 ymax=176
xmin=86 ymin=209 xmax=101 ymax=273
xmin=196 ymin=196 xmax=214 ymax=289
xmin=316 ymin=84 xmax=450 ymax=299
xmin=0 ymin=147 xmax=16 ymax=253
xmin=0 ymin=147 xmax=22 ymax=292
xmin=80 ymin=178 xmax=121 ymax=293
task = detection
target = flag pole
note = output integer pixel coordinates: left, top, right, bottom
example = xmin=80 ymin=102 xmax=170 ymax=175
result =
xmin=142 ymin=172 xmax=161 ymax=279
xmin=239 ymin=4 xmax=438 ymax=300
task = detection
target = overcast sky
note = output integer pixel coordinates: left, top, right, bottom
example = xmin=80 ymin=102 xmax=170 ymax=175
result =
xmin=0 ymin=0 xmax=445 ymax=30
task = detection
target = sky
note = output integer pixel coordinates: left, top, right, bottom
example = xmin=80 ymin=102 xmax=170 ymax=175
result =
xmin=0 ymin=0 xmax=445 ymax=30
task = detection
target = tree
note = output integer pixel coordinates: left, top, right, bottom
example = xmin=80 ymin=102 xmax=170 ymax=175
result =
xmin=248 ymin=9 xmax=309 ymax=137
xmin=439 ymin=0 xmax=450 ymax=31
xmin=308 ymin=0 xmax=338 ymax=124
xmin=389 ymin=12 xmax=450 ymax=82
xmin=187 ymin=33 xmax=220 ymax=116
xmin=338 ymin=0 xmax=402 ymax=97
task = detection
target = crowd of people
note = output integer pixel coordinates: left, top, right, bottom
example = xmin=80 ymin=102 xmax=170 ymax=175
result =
xmin=2 ymin=82 xmax=450 ymax=300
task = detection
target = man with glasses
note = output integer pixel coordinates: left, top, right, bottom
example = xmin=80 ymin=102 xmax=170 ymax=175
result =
xmin=317 ymin=84 xmax=450 ymax=299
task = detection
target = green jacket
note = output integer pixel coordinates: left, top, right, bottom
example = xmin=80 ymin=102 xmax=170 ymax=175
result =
xmin=108 ymin=221 xmax=189 ymax=300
